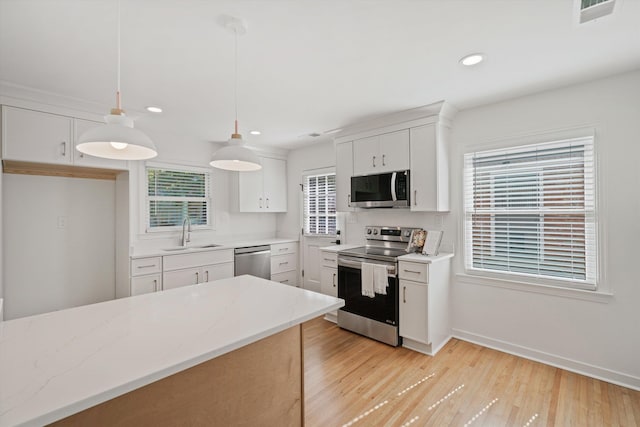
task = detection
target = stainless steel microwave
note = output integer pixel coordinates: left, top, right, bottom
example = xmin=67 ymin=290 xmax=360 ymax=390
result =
xmin=350 ymin=170 xmax=410 ymax=208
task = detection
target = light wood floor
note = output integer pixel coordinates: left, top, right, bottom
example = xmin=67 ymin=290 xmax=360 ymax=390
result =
xmin=303 ymin=317 xmax=640 ymax=427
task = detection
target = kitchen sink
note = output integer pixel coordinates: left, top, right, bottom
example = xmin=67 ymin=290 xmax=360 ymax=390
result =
xmin=162 ymin=247 xmax=192 ymax=252
xmin=162 ymin=244 xmax=221 ymax=252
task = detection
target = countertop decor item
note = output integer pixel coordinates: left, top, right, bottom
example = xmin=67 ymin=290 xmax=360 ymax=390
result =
xmin=210 ymin=15 xmax=262 ymax=172
xmin=76 ymin=0 xmax=157 ymax=161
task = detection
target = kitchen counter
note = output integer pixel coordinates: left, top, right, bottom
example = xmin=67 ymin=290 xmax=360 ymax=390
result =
xmin=398 ymin=252 xmax=454 ymax=263
xmin=0 ymin=275 xmax=343 ymax=426
xmin=131 ymin=237 xmax=298 ymax=259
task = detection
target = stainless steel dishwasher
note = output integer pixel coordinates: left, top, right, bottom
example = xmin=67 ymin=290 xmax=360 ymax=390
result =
xmin=234 ymin=245 xmax=271 ymax=279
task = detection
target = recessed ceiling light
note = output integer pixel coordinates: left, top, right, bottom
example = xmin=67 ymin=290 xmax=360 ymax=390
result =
xmin=249 ymin=130 xmax=261 ymax=135
xmin=460 ymin=53 xmax=485 ymax=67
xmin=146 ymin=106 xmax=163 ymax=113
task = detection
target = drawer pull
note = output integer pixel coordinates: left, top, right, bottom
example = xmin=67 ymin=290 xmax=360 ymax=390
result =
xmin=137 ymin=264 xmax=157 ymax=269
xmin=279 ymin=248 xmax=288 ymax=251
xmin=404 ymin=269 xmax=421 ymax=274
xmin=323 ymin=258 xmax=334 ymax=262
xmin=279 ymin=262 xmax=289 ymax=266
xmin=281 ymin=279 xmax=289 ymax=283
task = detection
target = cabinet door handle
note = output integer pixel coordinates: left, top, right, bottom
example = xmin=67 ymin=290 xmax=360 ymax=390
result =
xmin=266 ymin=198 xmax=270 ymax=208
xmin=153 ymin=279 xmax=158 ymax=291
xmin=372 ymin=155 xmax=376 ymax=167
xmin=347 ymin=194 xmax=351 ymax=207
xmin=332 ymin=273 xmax=336 ymax=287
xmin=61 ymin=141 xmax=66 ymax=156
xmin=195 ymin=271 xmax=199 ymax=283
xmin=414 ymin=190 xmax=417 ymax=206
xmin=382 ymin=154 xmax=386 ymax=166
xmin=259 ymin=197 xmax=263 ymax=208
xmin=403 ymin=286 xmax=406 ymax=303
xmin=205 ymin=270 xmax=209 ymax=282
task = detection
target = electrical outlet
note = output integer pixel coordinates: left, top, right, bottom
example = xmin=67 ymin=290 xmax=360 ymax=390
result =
xmin=57 ymin=216 xmax=67 ymax=229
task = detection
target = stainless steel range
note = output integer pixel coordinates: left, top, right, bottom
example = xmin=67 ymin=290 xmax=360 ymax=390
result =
xmin=337 ymin=225 xmax=417 ymax=346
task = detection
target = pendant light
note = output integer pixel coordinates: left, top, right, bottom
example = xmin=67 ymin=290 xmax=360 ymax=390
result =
xmin=76 ymin=0 xmax=157 ymax=161
xmin=210 ymin=16 xmax=262 ymax=172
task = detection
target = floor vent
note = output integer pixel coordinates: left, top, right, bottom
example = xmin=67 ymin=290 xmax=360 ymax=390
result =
xmin=580 ymin=0 xmax=616 ymax=23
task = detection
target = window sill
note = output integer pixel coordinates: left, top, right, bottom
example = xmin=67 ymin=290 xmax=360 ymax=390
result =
xmin=455 ymin=273 xmax=613 ymax=304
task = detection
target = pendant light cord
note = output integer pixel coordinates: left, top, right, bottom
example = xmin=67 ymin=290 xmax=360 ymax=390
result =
xmin=116 ymin=0 xmax=122 ymax=111
xmin=234 ymin=28 xmax=238 ymax=135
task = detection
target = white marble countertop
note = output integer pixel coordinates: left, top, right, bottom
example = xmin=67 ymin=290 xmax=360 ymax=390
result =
xmin=398 ymin=252 xmax=454 ymax=263
xmin=0 ymin=276 xmax=343 ymax=427
xmin=131 ymin=237 xmax=298 ymax=259
xmin=319 ymin=244 xmax=362 ymax=253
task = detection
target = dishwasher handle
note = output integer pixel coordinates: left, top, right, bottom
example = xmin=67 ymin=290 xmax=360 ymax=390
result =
xmin=234 ymin=245 xmax=271 ymax=255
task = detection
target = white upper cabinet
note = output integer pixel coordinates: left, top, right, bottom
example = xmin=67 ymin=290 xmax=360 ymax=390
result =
xmin=409 ymin=123 xmax=449 ymax=212
xmin=2 ymin=106 xmax=127 ymax=170
xmin=335 ymin=141 xmax=353 ymax=212
xmin=238 ymin=156 xmax=287 ymax=212
xmin=2 ymin=106 xmax=73 ymax=165
xmin=352 ymin=129 xmax=409 ymax=175
xmin=73 ymin=119 xmax=127 ymax=170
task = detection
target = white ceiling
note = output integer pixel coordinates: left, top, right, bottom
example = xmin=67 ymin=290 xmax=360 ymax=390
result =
xmin=1 ymin=0 xmax=639 ymax=150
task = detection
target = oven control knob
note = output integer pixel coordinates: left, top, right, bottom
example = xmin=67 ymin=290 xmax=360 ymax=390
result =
xmin=366 ymin=228 xmax=372 ymax=234
xmin=373 ymin=229 xmax=379 ymax=235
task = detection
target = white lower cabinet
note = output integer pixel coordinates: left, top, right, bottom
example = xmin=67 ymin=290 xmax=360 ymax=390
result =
xmin=130 ymin=249 xmax=234 ymax=295
xmin=399 ymin=280 xmax=428 ymax=344
xmin=130 ymin=256 xmax=162 ymax=296
xmin=131 ymin=274 xmax=161 ymax=296
xmin=398 ymin=257 xmax=451 ymax=356
xmin=270 ymin=242 xmax=299 ymax=286
xmin=320 ymin=267 xmax=337 ymax=297
xmin=319 ymin=249 xmax=339 ymax=322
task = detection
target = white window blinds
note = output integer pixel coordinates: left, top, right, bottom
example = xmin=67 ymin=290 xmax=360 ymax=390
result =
xmin=147 ymin=166 xmax=211 ymax=230
xmin=463 ymin=137 xmax=596 ymax=288
xmin=304 ymin=173 xmax=337 ymax=235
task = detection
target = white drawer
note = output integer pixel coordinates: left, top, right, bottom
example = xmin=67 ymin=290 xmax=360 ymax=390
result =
xmin=271 ymin=242 xmax=297 ymax=256
xmin=271 ymin=253 xmax=297 ymax=275
xmin=271 ymin=270 xmax=299 ymax=287
xmin=131 ymin=257 xmax=162 ymax=276
xmin=164 ymin=249 xmax=234 ymax=271
xmin=321 ymin=251 xmax=338 ymax=268
xmin=399 ymin=261 xmax=429 ymax=283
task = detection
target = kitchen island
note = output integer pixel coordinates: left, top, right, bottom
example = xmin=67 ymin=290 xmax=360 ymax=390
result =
xmin=0 ymin=275 xmax=343 ymax=426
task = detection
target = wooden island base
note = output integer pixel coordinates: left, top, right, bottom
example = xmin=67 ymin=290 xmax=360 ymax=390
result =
xmin=52 ymin=325 xmax=303 ymax=427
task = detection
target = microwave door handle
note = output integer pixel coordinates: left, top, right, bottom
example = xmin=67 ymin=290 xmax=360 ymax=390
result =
xmin=391 ymin=172 xmax=397 ymax=201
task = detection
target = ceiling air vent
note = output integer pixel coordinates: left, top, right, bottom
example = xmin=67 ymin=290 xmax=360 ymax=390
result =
xmin=580 ymin=0 xmax=616 ymax=23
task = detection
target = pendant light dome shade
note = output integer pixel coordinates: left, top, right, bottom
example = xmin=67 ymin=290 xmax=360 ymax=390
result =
xmin=210 ymin=15 xmax=261 ymax=172
xmin=76 ymin=113 xmax=158 ymax=160
xmin=210 ymin=134 xmax=261 ymax=171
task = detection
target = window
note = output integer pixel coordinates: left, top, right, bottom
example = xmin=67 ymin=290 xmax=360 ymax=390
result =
xmin=463 ymin=137 xmax=596 ymax=289
xmin=304 ymin=172 xmax=337 ymax=235
xmin=146 ymin=165 xmax=211 ymax=230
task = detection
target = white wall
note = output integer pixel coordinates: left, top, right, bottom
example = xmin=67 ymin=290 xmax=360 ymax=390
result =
xmin=450 ymin=70 xmax=640 ymax=389
xmin=3 ymin=174 xmax=116 ymax=319
xmin=130 ymin=127 xmax=279 ymax=253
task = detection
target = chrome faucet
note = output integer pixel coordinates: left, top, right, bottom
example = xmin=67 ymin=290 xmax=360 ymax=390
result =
xmin=181 ymin=216 xmax=192 ymax=247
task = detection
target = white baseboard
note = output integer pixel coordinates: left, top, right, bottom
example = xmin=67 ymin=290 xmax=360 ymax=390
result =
xmin=452 ymin=328 xmax=640 ymax=392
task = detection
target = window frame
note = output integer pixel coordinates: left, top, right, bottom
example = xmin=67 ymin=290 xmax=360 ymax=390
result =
xmin=143 ymin=162 xmax=214 ymax=233
xmin=462 ymin=131 xmax=598 ymax=291
xmin=302 ymin=169 xmax=337 ymax=237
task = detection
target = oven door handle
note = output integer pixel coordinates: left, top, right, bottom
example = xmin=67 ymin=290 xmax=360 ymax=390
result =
xmin=338 ymin=258 xmax=397 ymax=277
